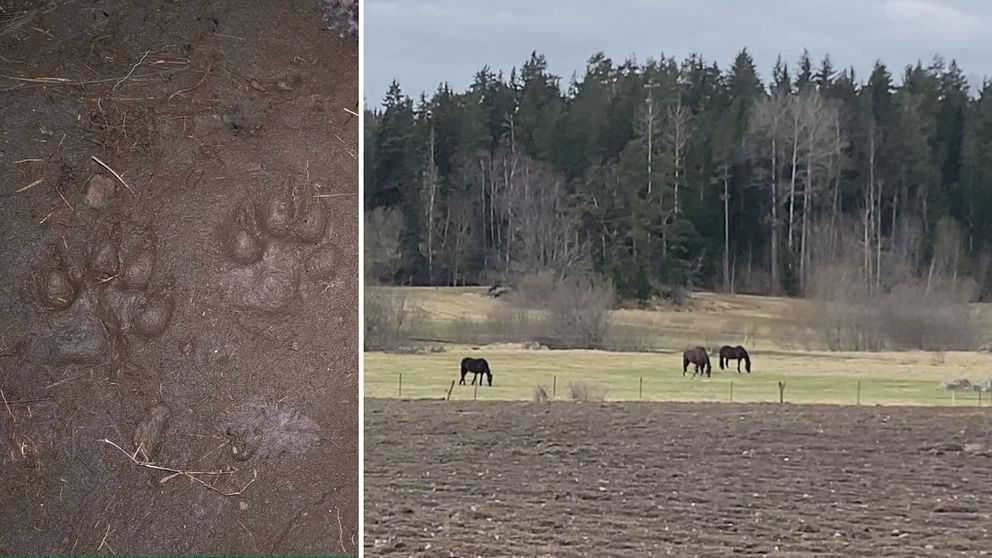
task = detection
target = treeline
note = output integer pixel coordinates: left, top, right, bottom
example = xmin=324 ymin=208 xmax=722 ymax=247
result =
xmin=365 ymin=49 xmax=992 ymax=301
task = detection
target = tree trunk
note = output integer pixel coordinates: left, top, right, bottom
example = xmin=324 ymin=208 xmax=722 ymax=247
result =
xmin=801 ymin=145 xmax=812 ymax=293
xmin=787 ymin=105 xmax=800 ymax=251
xmin=829 ymin=119 xmax=841 ymax=262
xmin=723 ymin=163 xmax=731 ymax=292
xmin=426 ymin=122 xmax=437 ymax=284
xmin=876 ymin=179 xmax=882 ymax=291
xmin=646 ymin=94 xmax=654 ymax=196
xmin=673 ymin=123 xmax=680 ymax=217
xmin=865 ymin=128 xmax=876 ymax=290
xmin=771 ymin=133 xmax=780 ymax=293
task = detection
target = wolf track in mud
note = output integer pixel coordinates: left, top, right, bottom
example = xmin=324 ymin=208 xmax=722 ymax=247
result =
xmin=1 ymin=0 xmax=358 ymax=554
xmin=36 ymin=209 xmax=175 ymax=367
xmin=221 ymin=181 xmax=340 ymax=316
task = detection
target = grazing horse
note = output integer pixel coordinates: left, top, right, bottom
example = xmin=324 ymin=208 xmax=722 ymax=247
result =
xmin=682 ymin=347 xmax=712 ymax=378
xmin=459 ymin=357 xmax=493 ymax=386
xmin=719 ymin=345 xmax=752 ymax=373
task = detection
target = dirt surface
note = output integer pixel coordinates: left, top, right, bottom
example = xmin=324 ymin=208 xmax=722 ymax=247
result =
xmin=0 ymin=1 xmax=358 ymax=554
xmin=366 ymin=400 xmax=992 ymax=557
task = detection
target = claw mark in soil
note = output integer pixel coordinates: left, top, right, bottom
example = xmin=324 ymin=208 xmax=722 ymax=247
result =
xmin=37 ymin=252 xmax=78 ymax=310
xmin=132 ymin=403 xmax=170 ymax=461
xmin=223 ymin=399 xmax=320 ymax=461
xmin=222 ymin=182 xmax=339 ymax=315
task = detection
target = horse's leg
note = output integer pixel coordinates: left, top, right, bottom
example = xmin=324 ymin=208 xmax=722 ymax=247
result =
xmin=737 ymin=358 xmax=742 ymax=373
xmin=459 ymin=370 xmax=466 ymax=385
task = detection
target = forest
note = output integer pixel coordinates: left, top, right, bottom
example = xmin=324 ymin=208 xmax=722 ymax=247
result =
xmin=365 ymin=49 xmax=992 ymax=304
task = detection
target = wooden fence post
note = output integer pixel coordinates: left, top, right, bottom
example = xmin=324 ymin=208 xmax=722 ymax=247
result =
xmin=730 ymin=381 xmax=734 ymax=403
xmin=446 ymin=380 xmax=455 ymax=401
xmin=398 ymin=373 xmax=402 ymax=398
xmin=857 ymin=381 xmax=861 ymax=406
xmin=639 ymin=377 xmax=643 ymax=400
xmin=552 ymin=376 xmax=557 ymax=399
xmin=474 ymin=382 xmax=478 ymax=401
xmin=778 ymin=382 xmax=786 ymax=404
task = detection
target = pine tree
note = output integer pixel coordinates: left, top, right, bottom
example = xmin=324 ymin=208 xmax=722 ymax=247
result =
xmin=372 ymin=81 xmax=425 ymax=282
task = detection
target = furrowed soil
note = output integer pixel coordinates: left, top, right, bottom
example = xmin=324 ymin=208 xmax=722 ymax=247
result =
xmin=0 ymin=0 xmax=358 ymax=554
xmin=365 ymin=400 xmax=992 ymax=557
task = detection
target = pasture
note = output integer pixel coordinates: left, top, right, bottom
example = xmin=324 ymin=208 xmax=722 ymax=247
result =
xmin=364 ymin=287 xmax=992 ymax=406
xmin=365 ymin=346 xmax=991 ymax=406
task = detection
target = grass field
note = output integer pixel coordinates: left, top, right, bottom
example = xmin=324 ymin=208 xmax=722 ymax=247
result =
xmin=364 ymin=287 xmax=992 ymax=406
xmin=366 ymin=346 xmax=992 ymax=406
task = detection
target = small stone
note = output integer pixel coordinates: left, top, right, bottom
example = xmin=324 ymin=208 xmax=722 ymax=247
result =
xmin=239 ymin=501 xmax=249 ymax=511
xmin=275 ymin=80 xmax=293 ymax=92
xmin=83 ymin=174 xmax=116 ymax=209
xmin=249 ymin=79 xmax=266 ymax=92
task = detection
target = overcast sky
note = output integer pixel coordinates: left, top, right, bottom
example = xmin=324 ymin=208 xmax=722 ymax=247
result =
xmin=364 ymin=0 xmax=992 ymax=105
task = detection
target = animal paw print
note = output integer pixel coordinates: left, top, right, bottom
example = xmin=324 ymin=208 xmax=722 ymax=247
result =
xmin=222 ymin=182 xmax=338 ymax=315
xmin=36 ymin=218 xmax=174 ymax=366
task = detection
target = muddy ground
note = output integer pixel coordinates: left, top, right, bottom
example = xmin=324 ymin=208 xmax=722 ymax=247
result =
xmin=0 ymin=0 xmax=357 ymax=554
xmin=366 ymin=400 xmax=992 ymax=557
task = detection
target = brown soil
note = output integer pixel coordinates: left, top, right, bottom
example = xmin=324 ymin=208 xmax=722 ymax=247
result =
xmin=366 ymin=400 xmax=992 ymax=557
xmin=0 ymin=0 xmax=358 ymax=555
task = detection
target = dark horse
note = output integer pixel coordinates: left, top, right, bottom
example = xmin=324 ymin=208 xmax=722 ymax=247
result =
xmin=718 ymin=345 xmax=752 ymax=373
xmin=459 ymin=357 xmax=493 ymax=386
xmin=683 ymin=347 xmax=712 ymax=378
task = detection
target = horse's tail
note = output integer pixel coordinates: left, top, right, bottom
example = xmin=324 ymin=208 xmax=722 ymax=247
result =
xmin=683 ymin=354 xmax=689 ymax=373
xmin=719 ymin=352 xmax=725 ymax=370
xmin=741 ymin=348 xmax=751 ymax=373
xmin=460 ymin=358 xmax=468 ymax=374
xmin=705 ymin=354 xmax=712 ymax=374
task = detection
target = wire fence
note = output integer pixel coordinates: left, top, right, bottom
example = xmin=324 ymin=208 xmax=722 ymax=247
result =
xmin=380 ymin=373 xmax=992 ymax=407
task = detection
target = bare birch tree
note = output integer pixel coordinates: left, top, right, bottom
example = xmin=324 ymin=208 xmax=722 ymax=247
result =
xmin=665 ymin=99 xmax=693 ymax=217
